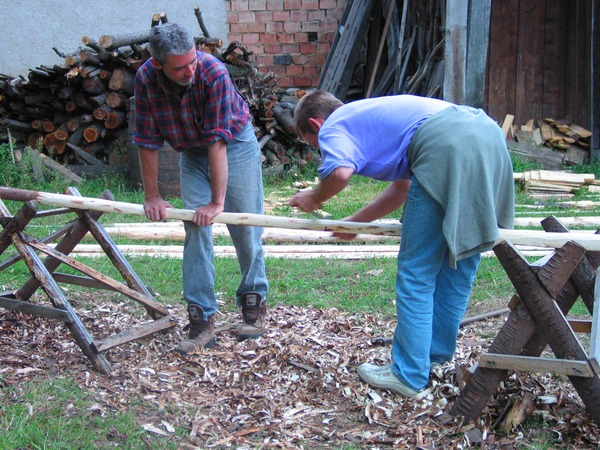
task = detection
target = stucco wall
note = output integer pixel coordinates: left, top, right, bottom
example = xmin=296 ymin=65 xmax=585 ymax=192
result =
xmin=0 ymin=0 xmax=227 ymax=78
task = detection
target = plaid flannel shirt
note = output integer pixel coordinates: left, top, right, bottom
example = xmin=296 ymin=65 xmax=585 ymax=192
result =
xmin=133 ymin=51 xmax=250 ymax=151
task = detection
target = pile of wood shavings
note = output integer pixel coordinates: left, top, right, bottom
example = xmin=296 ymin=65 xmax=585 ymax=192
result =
xmin=1 ymin=295 xmax=599 ymax=449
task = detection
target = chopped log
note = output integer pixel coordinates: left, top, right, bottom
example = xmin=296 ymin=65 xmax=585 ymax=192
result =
xmin=42 ymin=120 xmax=55 ymax=133
xmin=151 ymin=12 xmax=161 ymax=27
xmin=27 ymin=132 xmax=43 ymax=149
xmin=30 ymin=119 xmax=43 ymax=130
xmin=64 ymin=100 xmax=78 ymax=113
xmin=271 ymin=105 xmax=295 ymax=135
xmin=66 ymin=142 xmax=104 ymax=165
xmin=105 ymin=110 xmax=126 ymax=129
xmin=108 ymin=68 xmax=134 ymax=95
xmin=53 ymin=126 xmax=69 ymax=141
xmin=88 ymin=92 xmax=107 ymax=107
xmin=1 ymin=118 xmax=33 ymax=132
xmin=81 ymin=75 xmax=106 ymax=95
xmin=93 ymin=104 xmax=114 ymax=121
xmin=75 ymin=92 xmax=94 ymax=111
xmin=105 ymin=91 xmax=129 ymax=109
xmin=83 ymin=122 xmax=106 ymax=143
xmin=99 ymin=31 xmax=150 ymax=50
xmin=79 ymin=65 xmax=101 ymax=78
xmin=43 ymin=131 xmax=67 ymax=154
xmin=79 ymin=49 xmax=102 ymax=66
xmin=67 ymin=126 xmax=85 ymax=146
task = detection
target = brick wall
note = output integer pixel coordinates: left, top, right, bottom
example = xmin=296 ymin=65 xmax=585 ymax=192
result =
xmin=226 ymin=0 xmax=347 ymax=89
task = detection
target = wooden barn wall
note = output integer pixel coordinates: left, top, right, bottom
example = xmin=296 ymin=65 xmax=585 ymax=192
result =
xmin=484 ymin=0 xmax=592 ymax=129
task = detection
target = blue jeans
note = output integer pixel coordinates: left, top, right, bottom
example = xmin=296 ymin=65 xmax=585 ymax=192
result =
xmin=179 ymin=123 xmax=268 ymax=320
xmin=392 ymin=178 xmax=481 ymax=391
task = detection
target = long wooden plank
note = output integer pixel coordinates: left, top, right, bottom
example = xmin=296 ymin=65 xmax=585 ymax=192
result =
xmin=25 ymin=237 xmax=170 ymax=316
xmin=318 ymin=0 xmax=375 ymax=99
xmin=95 ymin=315 xmax=177 ymax=353
xmin=479 ymin=354 xmax=593 ymax=377
xmin=7 ymin=187 xmax=600 ymax=249
xmin=0 ymin=296 xmax=73 ymax=323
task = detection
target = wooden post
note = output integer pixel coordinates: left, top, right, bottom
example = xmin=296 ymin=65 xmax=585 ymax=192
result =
xmin=444 ymin=0 xmax=468 ymax=104
xmin=465 ymin=0 xmax=491 ymax=108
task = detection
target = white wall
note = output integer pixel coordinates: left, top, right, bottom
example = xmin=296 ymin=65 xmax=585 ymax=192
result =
xmin=0 ymin=0 xmax=227 ymax=78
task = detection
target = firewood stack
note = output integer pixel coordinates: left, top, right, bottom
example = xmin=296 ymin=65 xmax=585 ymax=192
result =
xmin=0 ymin=9 xmax=311 ymax=174
xmin=503 ymin=114 xmax=593 ymax=167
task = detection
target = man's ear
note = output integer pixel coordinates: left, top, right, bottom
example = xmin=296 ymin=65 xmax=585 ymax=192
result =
xmin=308 ymin=117 xmax=324 ymax=134
xmin=150 ymin=58 xmax=162 ymax=69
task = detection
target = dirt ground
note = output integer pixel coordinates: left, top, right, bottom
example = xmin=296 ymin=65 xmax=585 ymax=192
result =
xmin=1 ymin=292 xmax=599 ymax=449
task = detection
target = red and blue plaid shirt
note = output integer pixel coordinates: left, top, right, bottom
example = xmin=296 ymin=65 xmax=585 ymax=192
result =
xmin=133 ymin=51 xmax=250 ymax=151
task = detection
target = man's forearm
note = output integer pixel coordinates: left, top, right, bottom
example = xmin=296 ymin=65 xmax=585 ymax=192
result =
xmin=313 ymin=167 xmax=354 ymax=204
xmin=208 ymin=140 xmax=228 ymax=206
xmin=138 ymin=147 xmax=160 ymax=199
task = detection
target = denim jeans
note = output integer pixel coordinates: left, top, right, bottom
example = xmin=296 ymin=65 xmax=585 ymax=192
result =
xmin=179 ymin=122 xmax=268 ymax=320
xmin=391 ymin=178 xmax=481 ymax=391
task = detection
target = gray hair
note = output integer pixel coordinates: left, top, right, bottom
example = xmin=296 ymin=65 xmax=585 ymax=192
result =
xmin=148 ymin=23 xmax=195 ymax=64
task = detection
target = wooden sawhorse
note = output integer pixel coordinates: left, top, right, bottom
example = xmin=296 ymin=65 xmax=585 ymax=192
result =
xmin=451 ymin=216 xmax=600 ymax=426
xmin=0 ymin=187 xmax=176 ymax=374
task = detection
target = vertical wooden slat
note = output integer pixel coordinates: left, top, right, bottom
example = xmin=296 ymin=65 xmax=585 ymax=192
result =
xmin=465 ymin=0 xmax=492 ymax=108
xmin=593 ymin=0 xmax=600 ymax=161
xmin=541 ymin=0 xmax=568 ymax=120
xmin=485 ymin=0 xmax=519 ymax=122
xmin=444 ymin=0 xmax=468 ymax=103
xmin=515 ymin=0 xmax=546 ymax=125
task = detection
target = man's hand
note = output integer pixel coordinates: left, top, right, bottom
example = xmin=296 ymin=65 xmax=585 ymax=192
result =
xmin=289 ymin=188 xmax=323 ymax=213
xmin=144 ymin=196 xmax=173 ymax=222
xmin=193 ymin=201 xmax=224 ymax=226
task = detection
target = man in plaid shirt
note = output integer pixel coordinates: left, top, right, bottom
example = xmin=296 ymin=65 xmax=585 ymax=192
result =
xmin=133 ymin=23 xmax=268 ymax=354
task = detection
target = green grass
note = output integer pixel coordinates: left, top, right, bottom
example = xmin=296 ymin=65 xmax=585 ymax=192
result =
xmin=0 ymin=377 xmax=179 ymax=449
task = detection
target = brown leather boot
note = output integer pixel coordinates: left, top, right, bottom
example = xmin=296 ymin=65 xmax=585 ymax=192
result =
xmin=176 ymin=304 xmax=216 ymax=354
xmin=238 ymin=292 xmax=266 ymax=341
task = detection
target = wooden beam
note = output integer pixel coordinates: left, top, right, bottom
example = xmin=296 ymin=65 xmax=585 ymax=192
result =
xmin=592 ymin=0 xmax=600 ymax=162
xmin=0 ymin=296 xmax=73 ymax=323
xmin=95 ymin=316 xmax=177 ymax=353
xmin=465 ymin=0 xmax=492 ymax=108
xmin=444 ymin=0 xmax=468 ymax=103
xmin=479 ymin=354 xmax=594 ymax=377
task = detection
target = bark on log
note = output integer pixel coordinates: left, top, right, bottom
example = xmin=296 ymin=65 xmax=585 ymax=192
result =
xmin=108 ymin=68 xmax=134 ymax=95
xmin=99 ymin=32 xmax=150 ymax=50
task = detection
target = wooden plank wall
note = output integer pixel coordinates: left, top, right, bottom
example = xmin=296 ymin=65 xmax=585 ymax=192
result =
xmin=485 ymin=0 xmax=592 ymax=130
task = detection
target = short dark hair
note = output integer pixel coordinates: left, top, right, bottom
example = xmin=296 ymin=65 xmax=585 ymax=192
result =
xmin=294 ymin=90 xmax=344 ymax=137
xmin=148 ymin=23 xmax=195 ymax=64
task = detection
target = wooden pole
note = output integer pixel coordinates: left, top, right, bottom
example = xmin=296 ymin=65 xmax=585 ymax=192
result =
xmin=0 ymin=187 xmax=402 ymax=236
xmin=4 ymin=187 xmax=600 ymax=249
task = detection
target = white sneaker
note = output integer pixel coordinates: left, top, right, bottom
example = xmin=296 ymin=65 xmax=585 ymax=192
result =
xmin=357 ymin=363 xmax=419 ymax=398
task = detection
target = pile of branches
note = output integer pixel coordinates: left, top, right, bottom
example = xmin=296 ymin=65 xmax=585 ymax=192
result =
xmin=0 ymin=8 xmax=313 ymax=175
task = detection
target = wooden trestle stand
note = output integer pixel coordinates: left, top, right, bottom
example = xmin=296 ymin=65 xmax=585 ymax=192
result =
xmin=0 ymin=187 xmax=176 ymax=374
xmin=450 ymin=215 xmax=600 ymax=426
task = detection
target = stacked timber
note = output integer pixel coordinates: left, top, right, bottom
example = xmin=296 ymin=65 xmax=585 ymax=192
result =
xmin=504 ymin=114 xmax=592 ymax=168
xmin=0 ymin=9 xmax=312 ymax=175
xmin=514 ymin=170 xmax=597 ymax=198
